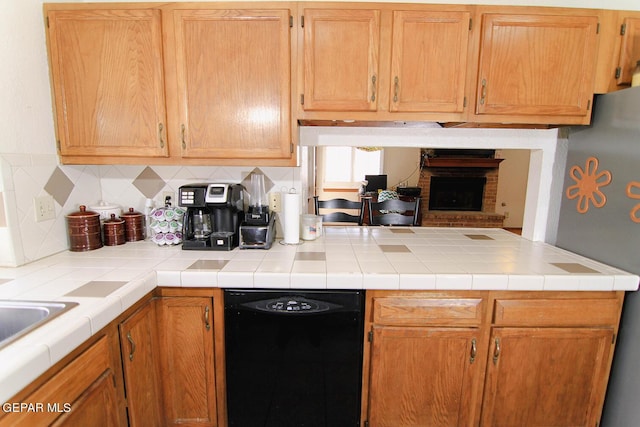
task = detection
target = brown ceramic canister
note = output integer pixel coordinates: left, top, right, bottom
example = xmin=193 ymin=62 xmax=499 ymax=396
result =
xmin=66 ymin=205 xmax=103 ymax=252
xmin=103 ymin=213 xmax=126 ymax=246
xmin=121 ymin=207 xmax=146 ymax=242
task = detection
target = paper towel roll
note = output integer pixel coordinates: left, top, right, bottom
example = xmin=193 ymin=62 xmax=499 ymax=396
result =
xmin=282 ymin=191 xmax=300 ymax=244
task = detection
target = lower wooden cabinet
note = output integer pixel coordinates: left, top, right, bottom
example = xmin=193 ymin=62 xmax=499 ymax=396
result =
xmin=118 ymin=298 xmax=163 ymax=427
xmin=362 ymin=290 xmax=623 ymax=427
xmin=156 ymin=294 xmax=219 ymax=426
xmin=0 ymin=333 xmax=127 ymax=427
xmin=481 ymin=327 xmax=614 ymax=427
xmin=368 ymin=326 xmax=482 ymax=426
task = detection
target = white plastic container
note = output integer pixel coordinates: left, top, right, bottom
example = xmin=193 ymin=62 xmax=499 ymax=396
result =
xmin=301 ymin=214 xmax=320 ymax=240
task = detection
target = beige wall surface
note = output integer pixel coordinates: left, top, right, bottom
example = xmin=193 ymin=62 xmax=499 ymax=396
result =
xmin=495 ymin=149 xmax=530 ymax=228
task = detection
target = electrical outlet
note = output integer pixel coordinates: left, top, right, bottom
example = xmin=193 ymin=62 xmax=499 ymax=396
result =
xmin=504 ymin=211 xmax=510 ymax=219
xmin=269 ymin=192 xmax=282 ymax=213
xmin=34 ymin=195 xmax=56 ymax=222
xmin=162 ymin=191 xmax=175 ymax=207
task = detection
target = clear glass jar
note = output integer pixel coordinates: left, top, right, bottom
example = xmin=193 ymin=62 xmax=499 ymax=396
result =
xmin=632 ymin=60 xmax=640 ymax=87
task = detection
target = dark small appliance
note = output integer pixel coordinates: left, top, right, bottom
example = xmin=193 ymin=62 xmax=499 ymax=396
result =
xmin=178 ymin=183 xmax=244 ymax=250
xmin=239 ymin=173 xmax=276 ymax=249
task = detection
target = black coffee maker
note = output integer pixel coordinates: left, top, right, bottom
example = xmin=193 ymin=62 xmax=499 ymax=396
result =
xmin=179 ymin=183 xmax=244 ymax=250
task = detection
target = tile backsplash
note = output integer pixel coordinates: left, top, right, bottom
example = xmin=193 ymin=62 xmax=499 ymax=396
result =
xmin=0 ymin=153 xmax=300 ymax=267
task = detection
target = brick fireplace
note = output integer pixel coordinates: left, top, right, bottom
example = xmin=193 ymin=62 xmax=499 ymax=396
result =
xmin=418 ymin=149 xmax=506 ymax=228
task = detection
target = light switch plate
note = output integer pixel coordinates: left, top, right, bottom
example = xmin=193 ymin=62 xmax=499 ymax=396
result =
xmin=34 ymin=195 xmax=56 ymax=222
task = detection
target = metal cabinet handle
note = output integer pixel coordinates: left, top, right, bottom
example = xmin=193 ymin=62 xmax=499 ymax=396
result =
xmin=127 ymin=331 xmax=136 ymax=361
xmin=393 ymin=76 xmax=399 ymax=103
xmin=492 ymin=337 xmax=501 ymax=364
xmin=480 ymin=79 xmax=487 ymax=105
xmin=181 ymin=124 xmax=186 ymax=150
xmin=470 ymin=338 xmax=477 ymax=363
xmin=204 ymin=306 xmax=211 ymax=331
xmin=371 ymin=75 xmax=377 ymax=102
xmin=158 ymin=123 xmax=165 ymax=148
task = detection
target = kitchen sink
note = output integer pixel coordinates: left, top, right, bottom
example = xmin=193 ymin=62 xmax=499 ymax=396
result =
xmin=0 ymin=300 xmax=78 ymax=350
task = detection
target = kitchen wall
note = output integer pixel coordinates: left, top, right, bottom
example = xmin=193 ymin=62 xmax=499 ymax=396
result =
xmin=2 ymin=0 xmax=640 ymax=267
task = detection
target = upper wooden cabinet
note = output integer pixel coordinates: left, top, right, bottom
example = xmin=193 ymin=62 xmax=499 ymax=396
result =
xmin=389 ymin=10 xmax=471 ymax=114
xmin=616 ymin=16 xmax=640 ymax=85
xmin=46 ymin=9 xmax=169 ymax=159
xmin=473 ymin=12 xmax=600 ymax=124
xmin=170 ymin=8 xmax=293 ymax=160
xmin=301 ymin=8 xmax=380 ymax=112
xmin=298 ymin=4 xmax=474 ymax=122
xmin=45 ymin=4 xmax=296 ymax=166
xmin=596 ymin=11 xmax=640 ymax=92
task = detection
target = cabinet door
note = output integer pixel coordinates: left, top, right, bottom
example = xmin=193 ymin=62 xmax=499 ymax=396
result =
xmin=173 ymin=9 xmax=292 ymax=160
xmin=367 ymin=325 xmax=481 ymax=427
xmin=481 ymin=327 xmax=614 ymax=427
xmin=47 ymin=9 xmax=168 ymax=158
xmin=119 ymin=300 xmax=163 ymax=427
xmin=51 ymin=371 xmax=122 ymax=427
xmin=0 ymin=335 xmax=126 ymax=427
xmin=476 ymin=14 xmax=598 ymax=118
xmin=390 ymin=10 xmax=471 ymax=113
xmin=157 ymin=297 xmax=217 ymax=427
xmin=302 ymin=8 xmax=380 ymax=112
xmin=616 ymin=17 xmax=640 ymax=85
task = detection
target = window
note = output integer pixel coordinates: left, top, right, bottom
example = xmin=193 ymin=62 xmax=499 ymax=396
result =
xmin=321 ymin=147 xmax=383 ymax=188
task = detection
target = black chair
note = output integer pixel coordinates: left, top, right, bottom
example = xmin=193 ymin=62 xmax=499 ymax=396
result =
xmin=313 ymin=196 xmax=365 ymax=225
xmin=367 ymin=197 xmax=421 ymax=226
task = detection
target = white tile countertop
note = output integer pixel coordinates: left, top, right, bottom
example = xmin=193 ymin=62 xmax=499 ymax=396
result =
xmin=0 ymin=226 xmax=637 ymax=403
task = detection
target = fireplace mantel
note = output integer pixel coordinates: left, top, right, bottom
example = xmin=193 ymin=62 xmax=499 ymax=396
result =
xmin=423 ymin=158 xmax=504 ymax=168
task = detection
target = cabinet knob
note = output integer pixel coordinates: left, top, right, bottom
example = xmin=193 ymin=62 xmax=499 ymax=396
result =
xmin=492 ymin=337 xmax=501 ymax=364
xmin=181 ymin=124 xmax=186 ymax=150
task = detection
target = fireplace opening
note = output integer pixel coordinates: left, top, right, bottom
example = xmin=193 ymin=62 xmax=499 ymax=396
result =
xmin=429 ymin=177 xmax=486 ymax=211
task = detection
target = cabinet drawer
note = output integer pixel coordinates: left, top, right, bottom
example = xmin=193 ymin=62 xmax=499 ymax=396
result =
xmin=493 ymin=298 xmax=621 ymax=326
xmin=373 ymin=297 xmax=484 ymax=326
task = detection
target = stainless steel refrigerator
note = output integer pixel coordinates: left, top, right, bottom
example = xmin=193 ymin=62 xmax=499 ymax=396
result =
xmin=555 ymin=86 xmax=640 ymax=426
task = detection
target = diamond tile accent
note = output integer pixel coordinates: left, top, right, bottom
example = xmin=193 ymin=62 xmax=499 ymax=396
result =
xmin=241 ymin=168 xmax=275 ymax=194
xmin=295 ymin=252 xmax=326 ymax=261
xmin=379 ymin=244 xmax=411 ymax=253
xmin=65 ymin=281 xmax=128 ymax=298
xmin=465 ymin=234 xmax=494 ymax=240
xmin=551 ymin=263 xmax=600 ymax=274
xmin=133 ymin=167 xmax=166 ymax=199
xmin=390 ymin=229 xmax=414 ymax=234
xmin=188 ymin=260 xmax=229 ymax=270
xmin=44 ymin=167 xmax=74 ymax=206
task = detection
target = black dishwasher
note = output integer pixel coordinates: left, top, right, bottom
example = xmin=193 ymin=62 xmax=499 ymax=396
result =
xmin=224 ymin=289 xmax=365 ymax=427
